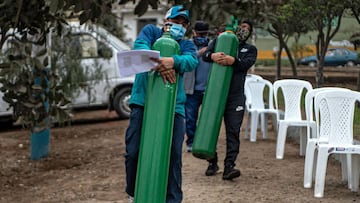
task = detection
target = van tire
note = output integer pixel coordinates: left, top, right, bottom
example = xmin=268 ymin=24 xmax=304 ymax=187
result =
xmin=113 ymin=86 xmax=132 ymax=119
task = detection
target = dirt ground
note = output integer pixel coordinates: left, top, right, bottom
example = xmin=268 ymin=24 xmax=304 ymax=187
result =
xmin=0 ymin=109 xmax=359 ymax=203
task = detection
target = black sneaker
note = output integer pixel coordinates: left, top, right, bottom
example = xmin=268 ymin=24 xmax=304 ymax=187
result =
xmin=222 ymin=167 xmax=241 ymax=180
xmin=205 ymin=163 xmax=219 ymax=176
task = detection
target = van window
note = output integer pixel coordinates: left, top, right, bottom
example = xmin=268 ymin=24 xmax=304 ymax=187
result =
xmin=53 ymin=33 xmax=113 ymax=59
xmin=79 ymin=35 xmax=98 ymax=58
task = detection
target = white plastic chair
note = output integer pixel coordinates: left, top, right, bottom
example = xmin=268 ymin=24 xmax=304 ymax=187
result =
xmin=246 ymin=74 xmax=263 ymax=79
xmin=312 ymin=89 xmax=360 ymax=198
xmin=244 ymin=74 xmax=263 ymax=137
xmin=303 ymin=87 xmax=352 ymax=189
xmin=244 ymin=74 xmax=263 ymax=112
xmin=244 ymin=78 xmax=279 ymax=142
xmin=273 ymin=79 xmax=313 ymax=159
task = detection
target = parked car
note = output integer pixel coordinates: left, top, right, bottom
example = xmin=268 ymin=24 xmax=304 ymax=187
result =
xmin=297 ymin=48 xmax=359 ymax=67
xmin=0 ymin=23 xmax=134 ymax=121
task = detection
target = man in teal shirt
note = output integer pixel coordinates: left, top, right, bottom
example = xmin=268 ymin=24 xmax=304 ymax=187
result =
xmin=124 ymin=5 xmax=198 ymax=203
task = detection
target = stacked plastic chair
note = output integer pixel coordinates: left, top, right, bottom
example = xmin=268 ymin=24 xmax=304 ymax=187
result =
xmin=306 ymin=89 xmax=360 ymax=198
xmin=303 ymin=87 xmax=352 ymax=190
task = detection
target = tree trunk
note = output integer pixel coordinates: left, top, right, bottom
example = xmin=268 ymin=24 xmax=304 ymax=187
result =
xmin=315 ymin=65 xmax=324 ymax=88
xmin=282 ymin=43 xmax=297 ymax=77
xmin=276 ymin=45 xmax=282 ymax=80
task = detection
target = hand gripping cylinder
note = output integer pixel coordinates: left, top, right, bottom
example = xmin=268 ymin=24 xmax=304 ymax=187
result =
xmin=192 ymin=18 xmax=239 ymax=159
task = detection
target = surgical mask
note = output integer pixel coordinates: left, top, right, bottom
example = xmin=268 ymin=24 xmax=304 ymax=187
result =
xmin=193 ymin=36 xmax=209 ymax=47
xmin=169 ymin=23 xmax=186 ymax=41
xmin=237 ymin=28 xmax=250 ymax=41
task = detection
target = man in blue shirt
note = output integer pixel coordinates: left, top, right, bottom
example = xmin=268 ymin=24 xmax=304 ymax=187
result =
xmin=124 ymin=5 xmax=198 ymax=203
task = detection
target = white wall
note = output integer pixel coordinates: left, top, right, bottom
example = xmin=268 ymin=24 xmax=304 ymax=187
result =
xmin=113 ymin=2 xmax=168 ymax=48
xmin=122 ymin=10 xmax=165 ymax=47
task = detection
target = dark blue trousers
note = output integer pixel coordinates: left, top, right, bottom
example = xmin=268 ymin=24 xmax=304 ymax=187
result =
xmin=125 ymin=106 xmax=185 ymax=203
xmin=185 ymin=91 xmax=204 ymax=146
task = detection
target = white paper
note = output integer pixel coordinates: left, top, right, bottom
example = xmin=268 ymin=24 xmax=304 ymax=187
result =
xmin=117 ymin=50 xmax=160 ymax=77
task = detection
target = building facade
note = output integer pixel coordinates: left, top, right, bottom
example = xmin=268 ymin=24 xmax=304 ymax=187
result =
xmin=113 ymin=2 xmax=168 ymax=47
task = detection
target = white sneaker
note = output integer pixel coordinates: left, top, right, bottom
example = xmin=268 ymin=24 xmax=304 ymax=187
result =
xmin=186 ymin=145 xmax=192 ymax=152
xmin=128 ymin=195 xmax=134 ymax=203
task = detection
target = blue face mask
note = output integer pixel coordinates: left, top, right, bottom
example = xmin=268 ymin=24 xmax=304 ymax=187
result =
xmin=169 ymin=23 xmax=186 ymax=40
xmin=193 ymin=36 xmax=209 ymax=47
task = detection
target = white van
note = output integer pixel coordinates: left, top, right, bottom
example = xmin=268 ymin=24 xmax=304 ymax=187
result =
xmin=0 ymin=24 xmax=134 ymax=121
xmin=0 ymin=84 xmax=11 ymax=118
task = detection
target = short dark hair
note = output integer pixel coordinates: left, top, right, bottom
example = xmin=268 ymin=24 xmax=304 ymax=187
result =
xmin=241 ymin=19 xmax=253 ymax=33
xmin=194 ymin=21 xmax=209 ymax=34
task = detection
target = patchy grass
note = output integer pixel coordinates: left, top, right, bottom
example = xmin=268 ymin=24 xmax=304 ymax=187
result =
xmin=354 ymin=106 xmax=360 ymax=140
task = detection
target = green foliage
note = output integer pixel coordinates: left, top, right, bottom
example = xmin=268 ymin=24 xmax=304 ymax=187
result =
xmin=0 ymin=0 xmax=115 ymax=49
xmin=0 ymin=25 xmax=109 ymax=131
xmin=255 ymin=59 xmax=276 ymax=67
xmin=0 ymin=40 xmax=70 ymax=131
xmin=96 ymin=12 xmax=126 ymax=40
xmin=350 ymin=32 xmax=360 ymax=49
xmin=354 ymin=106 xmax=360 ymax=140
xmin=0 ymin=0 xmax=115 ymax=131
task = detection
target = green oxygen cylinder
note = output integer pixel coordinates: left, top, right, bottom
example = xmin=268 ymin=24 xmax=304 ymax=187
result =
xmin=134 ymin=24 xmax=180 ymax=203
xmin=192 ymin=17 xmax=239 ymax=159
